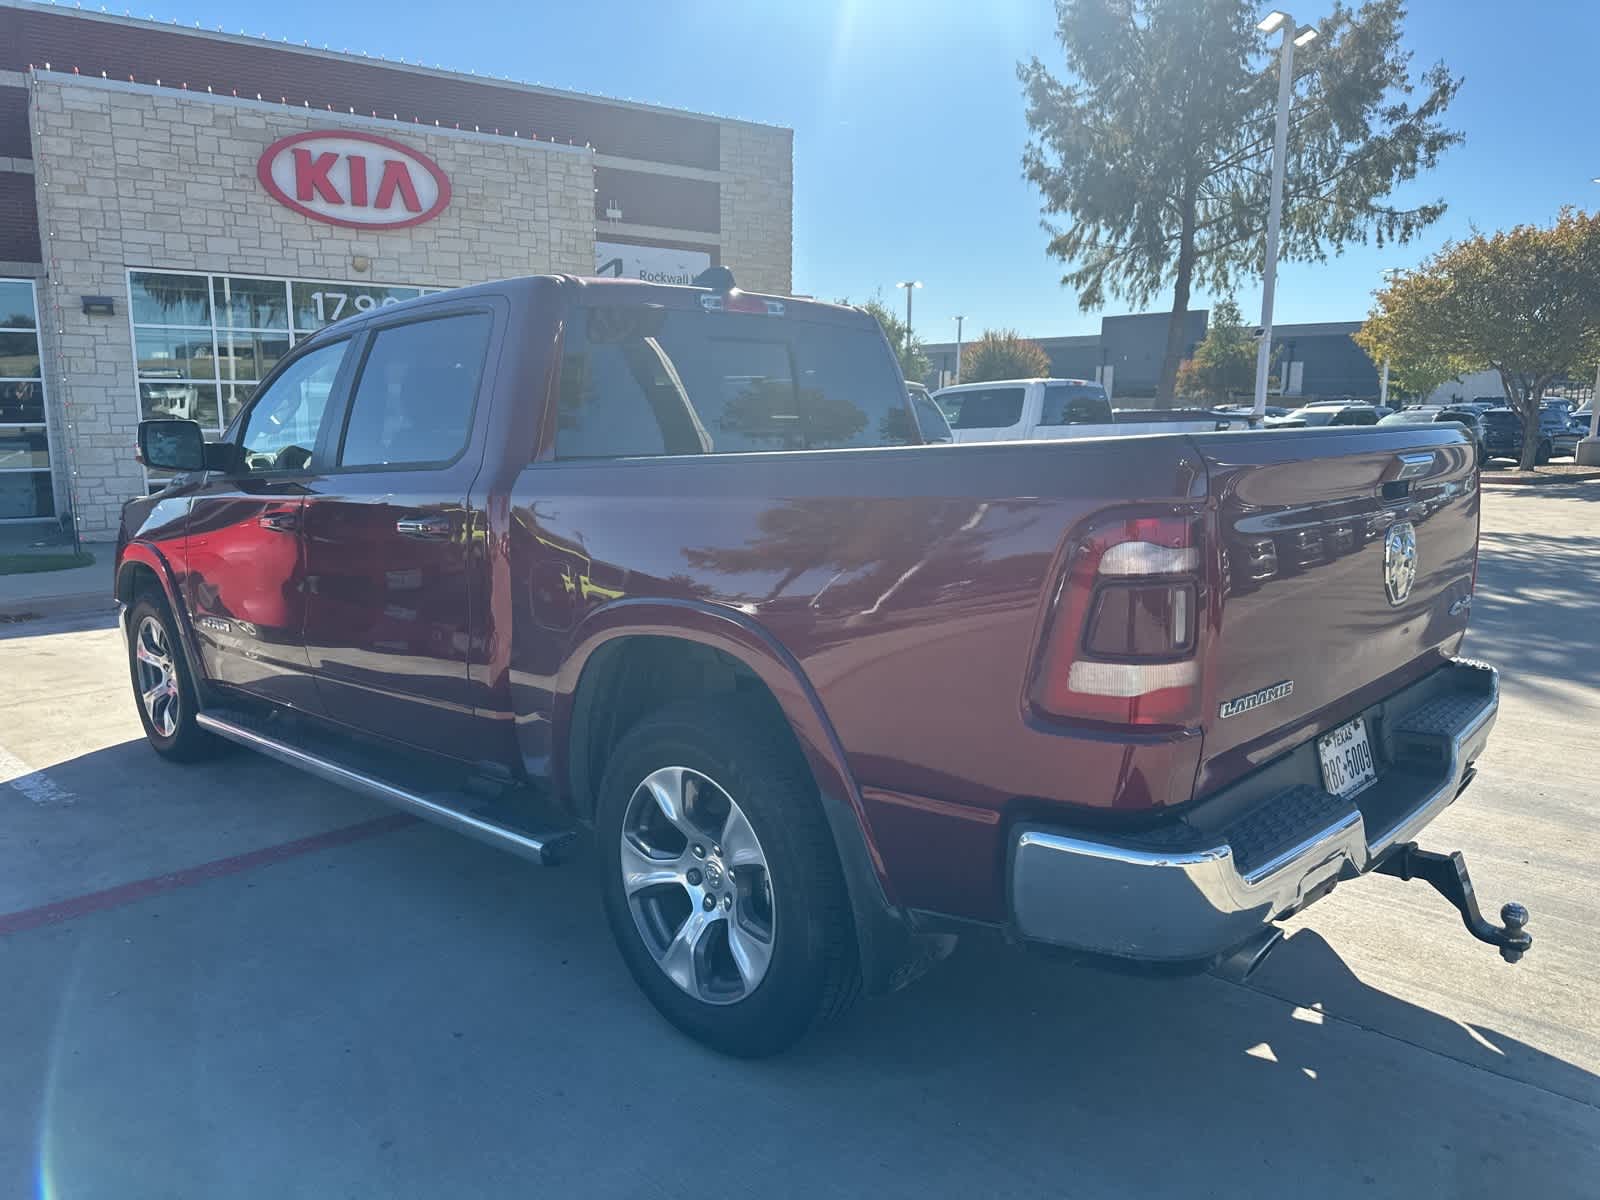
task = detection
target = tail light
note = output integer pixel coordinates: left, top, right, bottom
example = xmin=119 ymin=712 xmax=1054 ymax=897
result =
xmin=1032 ymin=511 xmax=1204 ymax=727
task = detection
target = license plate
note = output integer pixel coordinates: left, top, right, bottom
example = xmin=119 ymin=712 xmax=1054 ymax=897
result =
xmin=1318 ymin=717 xmax=1377 ymax=798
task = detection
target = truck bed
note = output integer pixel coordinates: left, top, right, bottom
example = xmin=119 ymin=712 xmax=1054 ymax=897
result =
xmin=500 ymin=423 xmax=1477 ymax=922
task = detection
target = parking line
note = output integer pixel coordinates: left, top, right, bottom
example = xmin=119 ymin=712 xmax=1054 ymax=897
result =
xmin=0 ymin=811 xmax=418 ymax=938
xmin=0 ymin=744 xmax=73 ymax=805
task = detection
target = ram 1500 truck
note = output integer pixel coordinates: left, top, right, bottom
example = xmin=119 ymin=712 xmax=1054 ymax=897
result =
xmin=120 ymin=273 xmax=1530 ymax=1057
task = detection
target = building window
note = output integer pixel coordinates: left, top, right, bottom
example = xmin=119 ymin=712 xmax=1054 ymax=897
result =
xmin=127 ymin=270 xmax=440 ymax=487
xmin=0 ymin=279 xmax=54 ymax=520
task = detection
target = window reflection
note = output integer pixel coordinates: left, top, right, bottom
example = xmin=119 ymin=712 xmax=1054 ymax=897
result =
xmin=556 ymin=308 xmax=911 ymax=459
xmin=0 ymin=277 xmax=51 ymax=517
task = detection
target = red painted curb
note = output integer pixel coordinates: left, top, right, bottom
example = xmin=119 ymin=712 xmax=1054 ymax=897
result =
xmin=0 ymin=812 xmax=417 ymax=938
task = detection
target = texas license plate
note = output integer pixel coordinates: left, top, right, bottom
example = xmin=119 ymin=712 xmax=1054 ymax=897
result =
xmin=1318 ymin=717 xmax=1377 ymax=798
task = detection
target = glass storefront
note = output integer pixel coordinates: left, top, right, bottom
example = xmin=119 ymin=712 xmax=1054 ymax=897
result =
xmin=0 ymin=279 xmax=54 ymax=520
xmin=128 ymin=270 xmax=440 ymax=438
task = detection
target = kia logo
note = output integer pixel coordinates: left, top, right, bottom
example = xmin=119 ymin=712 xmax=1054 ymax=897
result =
xmin=257 ymin=131 xmax=451 ymax=230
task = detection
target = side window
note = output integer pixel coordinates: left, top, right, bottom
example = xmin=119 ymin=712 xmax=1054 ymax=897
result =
xmin=237 ymin=340 xmax=348 ymax=473
xmin=939 ymin=387 xmax=1026 ymax=430
xmin=340 ymin=312 xmax=493 ymax=468
xmin=1040 ymin=384 xmax=1112 ymax=426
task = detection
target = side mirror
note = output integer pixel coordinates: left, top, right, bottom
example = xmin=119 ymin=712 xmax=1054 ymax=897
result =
xmin=137 ymin=419 xmax=206 ymax=471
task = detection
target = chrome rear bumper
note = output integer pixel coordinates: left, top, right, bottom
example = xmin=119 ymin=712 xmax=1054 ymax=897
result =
xmin=1009 ymin=659 xmax=1498 ymax=962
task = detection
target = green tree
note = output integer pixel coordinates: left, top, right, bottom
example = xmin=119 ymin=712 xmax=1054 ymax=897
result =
xmin=1020 ymin=0 xmax=1461 ymax=406
xmin=1353 ymin=333 xmax=1465 ymax=404
xmin=1174 ymin=297 xmax=1256 ymax=402
xmin=840 ymin=294 xmax=931 ymax=383
xmin=1354 ymin=209 xmax=1600 ymax=470
xmin=960 ymin=330 xmax=1054 ymax=382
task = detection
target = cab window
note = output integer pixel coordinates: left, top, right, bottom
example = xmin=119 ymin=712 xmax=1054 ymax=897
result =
xmin=236 ymin=339 xmax=348 ymax=473
xmin=339 ymin=312 xmax=493 ymax=468
xmin=1040 ymin=383 xmax=1112 ymax=426
xmin=938 ymin=387 xmax=1026 ymax=431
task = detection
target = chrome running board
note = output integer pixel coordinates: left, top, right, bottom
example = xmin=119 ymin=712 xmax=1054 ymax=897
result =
xmin=196 ymin=709 xmax=577 ymax=866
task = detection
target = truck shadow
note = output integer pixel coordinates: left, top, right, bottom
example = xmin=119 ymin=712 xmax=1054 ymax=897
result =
xmin=8 ymin=802 xmax=1599 ymax=1199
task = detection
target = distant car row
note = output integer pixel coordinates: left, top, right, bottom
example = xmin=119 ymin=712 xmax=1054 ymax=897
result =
xmin=915 ymin=378 xmax=1243 ymax=444
xmin=907 ymin=380 xmax=1591 ymax=466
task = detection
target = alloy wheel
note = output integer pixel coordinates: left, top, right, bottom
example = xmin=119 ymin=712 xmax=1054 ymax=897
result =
xmin=619 ymin=766 xmax=776 ymax=1005
xmin=134 ymin=614 xmax=180 ymax=738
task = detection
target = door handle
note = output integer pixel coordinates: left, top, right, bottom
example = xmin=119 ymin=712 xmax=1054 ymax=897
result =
xmin=396 ymin=514 xmax=453 ymax=540
xmin=257 ymin=511 xmax=300 ymax=532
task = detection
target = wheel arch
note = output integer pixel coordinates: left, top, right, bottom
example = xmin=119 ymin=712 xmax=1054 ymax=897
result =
xmin=554 ymin=599 xmax=942 ymax=995
xmin=115 ymin=544 xmax=208 ymax=695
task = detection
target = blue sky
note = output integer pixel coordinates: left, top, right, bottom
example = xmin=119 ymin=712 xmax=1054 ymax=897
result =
xmin=117 ymin=0 xmax=1599 ymax=340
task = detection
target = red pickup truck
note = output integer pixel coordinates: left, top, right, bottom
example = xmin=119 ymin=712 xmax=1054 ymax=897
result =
xmin=119 ymin=273 xmax=1529 ymax=1056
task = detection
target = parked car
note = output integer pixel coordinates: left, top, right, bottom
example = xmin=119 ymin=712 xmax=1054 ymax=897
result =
xmin=1379 ymin=406 xmax=1488 ymax=465
xmin=930 ymin=379 xmax=1234 ymax=441
xmin=1214 ymin=403 xmax=1292 ymax=418
xmin=1267 ymin=404 xmax=1381 ymax=428
xmin=120 ymin=272 xmax=1525 ymax=1057
xmin=1301 ymin=398 xmax=1395 ymax=419
xmin=1543 ymin=403 xmax=1582 ymax=458
xmin=1540 ymin=396 xmax=1574 ymax=421
xmin=1569 ymin=405 xmax=1594 ymax=451
xmin=1479 ymin=407 xmax=1553 ymax=464
xmin=907 ymin=382 xmax=953 ymax=443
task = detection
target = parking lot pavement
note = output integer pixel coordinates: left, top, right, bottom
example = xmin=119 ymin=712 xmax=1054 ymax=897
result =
xmin=2 ymin=486 xmax=1597 ymax=1199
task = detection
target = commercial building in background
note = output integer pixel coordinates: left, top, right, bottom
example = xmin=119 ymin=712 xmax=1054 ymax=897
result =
xmin=923 ymin=315 xmax=1380 ymax=402
xmin=0 ymin=0 xmax=793 ymax=534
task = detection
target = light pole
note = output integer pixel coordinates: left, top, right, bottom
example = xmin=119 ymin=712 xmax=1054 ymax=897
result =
xmin=1251 ymin=11 xmax=1319 ymax=423
xmin=953 ymin=314 xmax=965 ymax=385
xmin=896 ymin=281 xmax=922 ymax=356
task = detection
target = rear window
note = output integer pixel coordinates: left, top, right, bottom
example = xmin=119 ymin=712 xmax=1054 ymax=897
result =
xmin=554 ymin=306 xmax=913 ymax=458
xmin=1040 ymin=383 xmax=1111 ymax=426
xmin=1482 ymin=411 xmax=1520 ymax=429
xmin=938 ymin=386 xmax=1025 ymax=430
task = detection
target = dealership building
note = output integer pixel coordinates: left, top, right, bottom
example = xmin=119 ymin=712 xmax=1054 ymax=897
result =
xmin=0 ymin=0 xmax=793 ymax=534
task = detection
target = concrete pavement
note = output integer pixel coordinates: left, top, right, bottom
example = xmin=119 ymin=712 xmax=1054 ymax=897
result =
xmin=1 ymin=486 xmax=1597 ymax=1198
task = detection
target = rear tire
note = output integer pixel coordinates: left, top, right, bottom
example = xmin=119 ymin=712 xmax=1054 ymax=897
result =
xmin=126 ymin=593 xmax=221 ymax=762
xmin=596 ymin=698 xmax=860 ymax=1057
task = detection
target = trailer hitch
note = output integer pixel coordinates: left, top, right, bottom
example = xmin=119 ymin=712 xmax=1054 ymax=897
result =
xmin=1375 ymin=844 xmax=1532 ymax=963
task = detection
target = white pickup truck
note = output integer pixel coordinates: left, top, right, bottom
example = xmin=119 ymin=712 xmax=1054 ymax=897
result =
xmin=932 ymin=378 xmax=1241 ymax=443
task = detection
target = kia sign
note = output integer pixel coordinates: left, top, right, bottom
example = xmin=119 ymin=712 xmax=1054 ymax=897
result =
xmin=257 ymin=131 xmax=451 ymax=230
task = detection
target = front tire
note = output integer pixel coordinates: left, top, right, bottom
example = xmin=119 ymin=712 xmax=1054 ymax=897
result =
xmin=596 ymin=698 xmax=860 ymax=1057
xmin=127 ymin=593 xmax=220 ymax=761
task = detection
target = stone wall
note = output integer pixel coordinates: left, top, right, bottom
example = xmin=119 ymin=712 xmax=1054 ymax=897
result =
xmin=28 ymin=71 xmax=595 ymax=535
xmin=718 ymin=121 xmax=793 ymax=296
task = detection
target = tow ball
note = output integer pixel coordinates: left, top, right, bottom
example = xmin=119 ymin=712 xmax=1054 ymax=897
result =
xmin=1375 ymin=843 xmax=1532 ymax=963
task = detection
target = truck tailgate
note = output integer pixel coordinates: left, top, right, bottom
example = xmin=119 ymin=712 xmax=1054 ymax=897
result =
xmin=1192 ymin=426 xmax=1479 ymax=795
